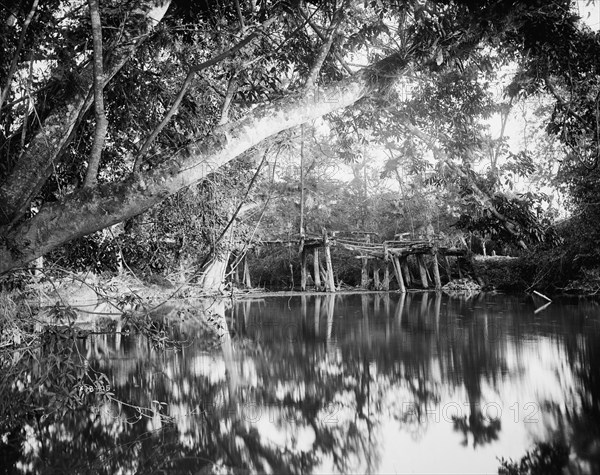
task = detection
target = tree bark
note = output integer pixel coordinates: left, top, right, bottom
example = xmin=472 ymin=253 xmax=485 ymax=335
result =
xmin=0 ymin=54 xmax=408 ymax=274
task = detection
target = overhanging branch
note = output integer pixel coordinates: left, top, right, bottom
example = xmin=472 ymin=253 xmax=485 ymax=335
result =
xmin=0 ymin=54 xmax=410 ymax=273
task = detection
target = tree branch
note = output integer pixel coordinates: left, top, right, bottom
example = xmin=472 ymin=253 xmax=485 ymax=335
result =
xmin=544 ymin=76 xmax=600 ymax=169
xmin=83 ymin=0 xmax=108 ymax=189
xmin=133 ymin=16 xmax=277 ymax=173
xmin=234 ymin=0 xmax=245 ymax=31
xmin=1 ymin=54 xmax=410 ymax=273
xmin=199 ymin=145 xmax=270 ymax=271
xmin=0 ymin=0 xmax=39 ymax=113
xmin=218 ymin=73 xmax=239 ymax=126
xmin=0 ymin=0 xmax=171 ymax=227
xmin=299 ymin=5 xmax=353 ymax=77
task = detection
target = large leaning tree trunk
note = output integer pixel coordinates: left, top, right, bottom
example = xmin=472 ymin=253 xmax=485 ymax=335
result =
xmin=1 ymin=1 xmax=569 ymax=276
xmin=0 ymin=54 xmax=407 ymax=274
xmin=197 ymin=252 xmax=231 ymax=293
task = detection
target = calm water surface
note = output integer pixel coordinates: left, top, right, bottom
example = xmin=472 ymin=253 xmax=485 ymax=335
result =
xmin=6 ymin=292 xmax=600 ymax=474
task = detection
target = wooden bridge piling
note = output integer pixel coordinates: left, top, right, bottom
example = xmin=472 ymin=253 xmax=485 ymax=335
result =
xmin=400 ymin=257 xmax=412 ymax=287
xmin=444 ymin=255 xmax=452 ymax=280
xmin=301 ymin=249 xmax=309 ymax=291
xmin=313 ymin=249 xmax=321 ymax=290
xmin=252 ymin=230 xmax=466 ymax=292
xmin=361 ymin=257 xmax=369 ymax=288
xmin=324 ymin=239 xmax=336 ymax=292
xmin=383 ymin=263 xmax=390 ymax=290
xmin=417 ymin=255 xmax=429 ymax=289
xmin=373 ymin=268 xmax=381 ymax=289
xmin=432 ymin=252 xmax=442 ymax=289
xmin=392 ymin=255 xmax=406 ymax=293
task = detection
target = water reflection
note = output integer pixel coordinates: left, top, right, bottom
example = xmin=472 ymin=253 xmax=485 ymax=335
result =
xmin=2 ymin=293 xmax=600 ymax=473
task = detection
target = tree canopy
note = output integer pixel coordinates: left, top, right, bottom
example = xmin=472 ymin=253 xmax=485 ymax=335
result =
xmin=0 ymin=0 xmax=598 ymax=274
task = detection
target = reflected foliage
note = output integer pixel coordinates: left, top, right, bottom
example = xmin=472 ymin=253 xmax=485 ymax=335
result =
xmin=2 ymin=294 xmax=600 ymax=473
xmin=498 ymin=441 xmax=570 ymax=475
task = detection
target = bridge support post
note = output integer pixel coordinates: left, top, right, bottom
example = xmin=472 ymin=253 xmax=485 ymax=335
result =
xmin=373 ymin=267 xmax=380 ymax=290
xmin=444 ymin=255 xmax=452 ymax=280
xmin=361 ymin=257 xmax=369 ymax=288
xmin=400 ymin=257 xmax=412 ymax=287
xmin=301 ymin=249 xmax=308 ymax=291
xmin=313 ymin=249 xmax=321 ymax=290
xmin=383 ymin=263 xmax=390 ymax=290
xmin=417 ymin=255 xmax=428 ymax=289
xmin=324 ymin=242 xmax=336 ymax=292
xmin=243 ymin=256 xmax=252 ymax=288
xmin=392 ymin=255 xmax=406 ymax=293
xmin=432 ymin=252 xmax=442 ymax=290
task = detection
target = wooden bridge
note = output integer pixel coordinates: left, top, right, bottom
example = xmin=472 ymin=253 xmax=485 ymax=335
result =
xmin=256 ymin=230 xmax=467 ymax=292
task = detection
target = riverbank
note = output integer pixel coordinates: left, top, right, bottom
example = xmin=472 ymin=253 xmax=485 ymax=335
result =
xmin=2 ymin=255 xmax=598 ymax=323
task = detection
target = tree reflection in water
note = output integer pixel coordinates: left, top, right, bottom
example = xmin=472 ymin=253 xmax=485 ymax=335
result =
xmin=1 ymin=293 xmax=600 ymax=473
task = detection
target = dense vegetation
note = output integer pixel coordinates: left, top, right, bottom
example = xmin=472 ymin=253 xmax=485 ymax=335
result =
xmin=1 ymin=0 xmax=600 ymax=290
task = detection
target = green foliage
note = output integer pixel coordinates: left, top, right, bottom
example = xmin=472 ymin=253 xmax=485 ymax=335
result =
xmin=470 ymin=255 xmax=534 ymax=291
xmin=47 ymin=232 xmax=123 ymax=273
xmin=455 ymin=191 xmax=562 ymax=248
xmin=1 ymin=305 xmax=99 ymax=436
xmin=0 ymin=269 xmax=34 ymax=292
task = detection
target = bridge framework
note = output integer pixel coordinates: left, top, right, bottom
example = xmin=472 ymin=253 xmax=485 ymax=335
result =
xmin=261 ymin=231 xmax=468 ymax=293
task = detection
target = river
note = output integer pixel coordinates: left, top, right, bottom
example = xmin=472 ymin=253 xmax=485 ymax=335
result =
xmin=3 ymin=291 xmax=600 ymax=474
